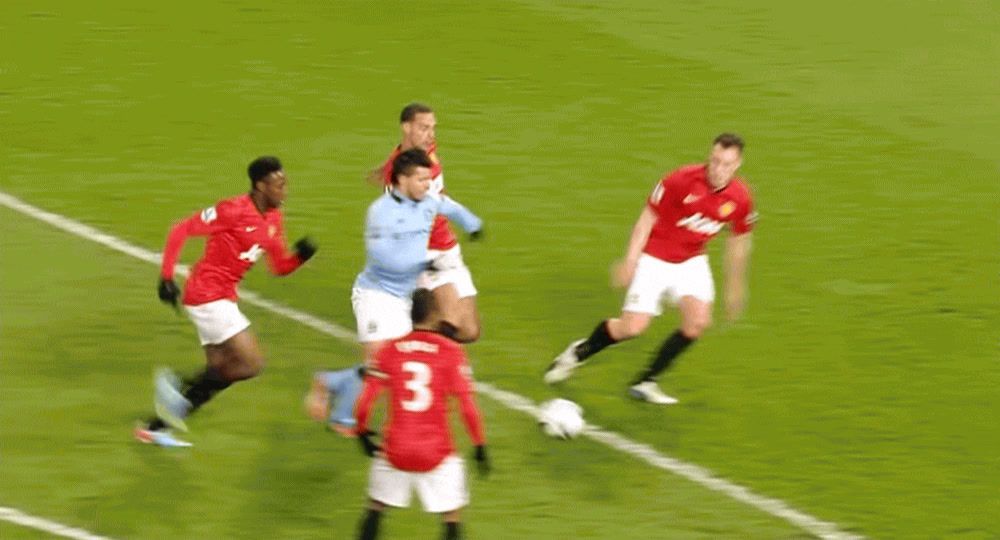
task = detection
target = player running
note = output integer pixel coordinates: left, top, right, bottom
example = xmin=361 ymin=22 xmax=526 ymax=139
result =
xmin=353 ymin=288 xmax=489 ymax=540
xmin=304 ymin=147 xmax=481 ymax=438
xmin=375 ymin=103 xmax=482 ymax=343
xmin=545 ymin=134 xmax=756 ymax=405
xmin=135 ymin=156 xmax=317 ymax=447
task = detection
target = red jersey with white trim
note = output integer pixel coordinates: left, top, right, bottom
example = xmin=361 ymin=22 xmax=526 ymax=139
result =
xmin=644 ymin=164 xmax=756 ymax=263
xmin=381 ymin=143 xmax=457 ymax=250
xmin=159 ymin=194 xmax=304 ymax=306
xmin=355 ymin=330 xmax=486 ymax=473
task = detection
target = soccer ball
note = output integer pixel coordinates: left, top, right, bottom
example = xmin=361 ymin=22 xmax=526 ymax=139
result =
xmin=538 ymin=398 xmax=585 ymax=439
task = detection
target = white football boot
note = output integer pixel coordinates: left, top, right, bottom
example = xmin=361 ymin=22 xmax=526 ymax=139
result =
xmin=544 ymin=339 xmax=586 ymax=384
xmin=628 ymin=381 xmax=679 ymax=405
xmin=154 ymin=368 xmax=192 ymax=432
xmin=134 ymin=424 xmax=192 ymax=448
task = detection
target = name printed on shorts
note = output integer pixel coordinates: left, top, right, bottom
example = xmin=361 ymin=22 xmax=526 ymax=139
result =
xmin=395 ymin=340 xmax=439 ymax=354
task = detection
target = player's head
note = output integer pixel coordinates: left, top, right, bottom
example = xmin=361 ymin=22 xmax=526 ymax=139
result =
xmin=391 ymin=148 xmax=433 ymax=201
xmin=410 ymin=288 xmax=440 ymax=327
xmin=247 ymin=156 xmax=287 ymax=209
xmin=707 ymin=133 xmax=744 ymax=190
xmin=399 ymin=102 xmax=436 ymax=151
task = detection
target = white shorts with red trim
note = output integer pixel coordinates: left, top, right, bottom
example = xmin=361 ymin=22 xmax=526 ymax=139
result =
xmin=368 ymin=454 xmax=468 ymax=513
xmin=184 ymin=299 xmax=251 ymax=345
xmin=622 ymin=254 xmax=715 ymax=316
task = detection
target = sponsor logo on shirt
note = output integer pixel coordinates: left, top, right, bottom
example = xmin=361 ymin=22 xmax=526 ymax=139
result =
xmin=676 ymin=212 xmax=725 ymax=235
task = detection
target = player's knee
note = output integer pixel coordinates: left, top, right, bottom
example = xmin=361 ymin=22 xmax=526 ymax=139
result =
xmin=621 ymin=316 xmax=650 ymax=338
xmin=682 ymin=314 xmax=711 ymax=338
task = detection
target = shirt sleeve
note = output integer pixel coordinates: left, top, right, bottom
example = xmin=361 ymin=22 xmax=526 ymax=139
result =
xmin=159 ymin=202 xmax=233 ymax=279
xmin=646 ymin=171 xmax=681 ymax=215
xmin=449 ymin=348 xmax=486 ymax=446
xmin=730 ymin=193 xmax=757 ymax=235
xmin=355 ymin=351 xmax=390 ymax=434
xmin=262 ymin=218 xmax=303 ymax=276
xmin=436 ymin=195 xmax=483 ymax=234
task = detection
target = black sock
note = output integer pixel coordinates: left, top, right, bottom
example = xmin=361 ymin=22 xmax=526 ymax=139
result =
xmin=573 ymin=320 xmax=618 ymax=362
xmin=633 ymin=329 xmax=695 ymax=384
xmin=443 ymin=521 xmax=461 ymax=540
xmin=359 ymin=509 xmax=381 ymax=540
xmin=147 ymin=418 xmax=167 ymax=431
xmin=182 ymin=367 xmax=232 ymax=413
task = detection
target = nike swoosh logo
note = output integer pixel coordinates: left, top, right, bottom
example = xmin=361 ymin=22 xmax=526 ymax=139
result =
xmin=683 ymin=194 xmax=700 ymax=204
xmin=245 ymin=226 xmax=257 ymax=232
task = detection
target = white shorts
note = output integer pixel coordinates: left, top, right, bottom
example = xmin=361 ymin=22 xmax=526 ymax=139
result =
xmin=351 ymin=287 xmax=412 ymax=343
xmin=184 ymin=299 xmax=251 ymax=345
xmin=417 ymin=245 xmax=477 ymax=298
xmin=368 ymin=455 xmax=468 ymax=513
xmin=622 ymin=254 xmax=715 ymax=316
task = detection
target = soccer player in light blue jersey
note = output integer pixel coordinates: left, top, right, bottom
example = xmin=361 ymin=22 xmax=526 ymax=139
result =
xmin=305 ymin=149 xmax=482 ymax=435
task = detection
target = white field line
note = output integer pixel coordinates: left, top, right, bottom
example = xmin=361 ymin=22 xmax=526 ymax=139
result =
xmin=0 ymin=191 xmax=861 ymax=540
xmin=0 ymin=507 xmax=112 ymax=540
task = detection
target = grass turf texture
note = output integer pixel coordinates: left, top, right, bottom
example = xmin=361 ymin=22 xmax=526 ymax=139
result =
xmin=1 ymin=1 xmax=997 ymax=538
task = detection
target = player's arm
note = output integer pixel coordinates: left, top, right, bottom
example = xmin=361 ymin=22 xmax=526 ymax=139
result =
xmin=157 ymin=205 xmax=230 ymax=306
xmin=436 ymin=195 xmax=483 ymax=237
xmin=262 ymin=228 xmax=316 ymax=276
xmin=613 ymin=205 xmax=658 ymax=288
xmin=449 ymin=352 xmax=489 ymax=475
xmin=724 ymin=202 xmax=757 ymax=321
xmin=354 ymin=368 xmax=386 ymax=436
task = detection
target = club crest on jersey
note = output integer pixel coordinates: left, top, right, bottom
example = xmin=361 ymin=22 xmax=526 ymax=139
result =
xmin=677 ymin=212 xmax=725 ymax=235
xmin=428 ymin=151 xmax=439 ymax=165
xmin=200 ymin=206 xmax=217 ymax=223
xmin=719 ymin=201 xmax=737 ymax=218
xmin=268 ymin=225 xmax=276 ymax=238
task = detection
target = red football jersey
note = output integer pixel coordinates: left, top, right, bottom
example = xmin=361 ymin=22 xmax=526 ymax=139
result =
xmin=355 ymin=330 xmax=486 ymax=473
xmin=381 ymin=143 xmax=458 ymax=250
xmin=644 ymin=164 xmax=756 ymax=263
xmin=159 ymin=194 xmax=303 ymax=306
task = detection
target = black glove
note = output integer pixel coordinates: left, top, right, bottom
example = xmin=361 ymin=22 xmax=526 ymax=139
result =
xmin=294 ymin=237 xmax=317 ymax=262
xmin=157 ymin=278 xmax=180 ymax=309
xmin=473 ymin=445 xmax=491 ymax=477
xmin=468 ymin=229 xmax=484 ymax=242
xmin=358 ymin=431 xmax=381 ymax=457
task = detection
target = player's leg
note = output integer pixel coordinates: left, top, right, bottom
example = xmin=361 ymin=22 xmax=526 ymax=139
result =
xmin=305 ymin=366 xmax=363 ymax=433
xmin=422 ymin=246 xmax=480 ymax=342
xmin=441 ymin=508 xmax=462 ymax=540
xmin=358 ymin=499 xmax=386 ymax=540
xmin=431 ymin=283 xmax=480 ymax=342
xmin=629 ymin=255 xmax=714 ymax=404
xmin=142 ymin=300 xmax=251 ymax=437
xmin=545 ymin=254 xmax=666 ymax=384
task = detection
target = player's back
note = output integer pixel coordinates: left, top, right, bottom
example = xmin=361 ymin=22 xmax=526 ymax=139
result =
xmin=375 ymin=330 xmax=468 ymax=472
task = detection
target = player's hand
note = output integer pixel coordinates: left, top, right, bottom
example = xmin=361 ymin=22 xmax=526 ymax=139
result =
xmin=468 ymin=228 xmax=484 ymax=242
xmin=358 ymin=431 xmax=381 ymax=457
xmin=157 ymin=278 xmax=180 ymax=310
xmin=724 ymin=292 xmax=747 ymax=323
xmin=472 ymin=445 xmax=491 ymax=478
xmin=294 ymin=237 xmax=318 ymax=262
xmin=611 ymin=259 xmax=637 ymax=289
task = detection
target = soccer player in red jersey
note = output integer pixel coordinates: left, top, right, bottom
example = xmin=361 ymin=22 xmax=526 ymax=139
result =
xmin=353 ymin=289 xmax=489 ymax=540
xmin=134 ymin=156 xmax=317 ymax=447
xmin=545 ymin=134 xmax=757 ymax=405
xmin=373 ymin=103 xmax=483 ymax=343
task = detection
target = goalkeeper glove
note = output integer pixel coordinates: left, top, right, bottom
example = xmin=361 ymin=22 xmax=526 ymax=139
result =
xmin=157 ymin=278 xmax=180 ymax=310
xmin=294 ymin=237 xmax=318 ymax=262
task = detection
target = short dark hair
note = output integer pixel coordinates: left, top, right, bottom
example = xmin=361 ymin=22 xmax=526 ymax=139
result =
xmin=391 ymin=148 xmax=433 ymax=185
xmin=400 ymin=102 xmax=433 ymax=123
xmin=713 ymin=133 xmax=745 ymax=151
xmin=247 ymin=156 xmax=283 ymax=186
xmin=411 ymin=288 xmax=437 ymax=324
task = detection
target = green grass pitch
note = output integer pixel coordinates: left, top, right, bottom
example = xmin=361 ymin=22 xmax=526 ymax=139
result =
xmin=1 ymin=1 xmax=997 ymax=538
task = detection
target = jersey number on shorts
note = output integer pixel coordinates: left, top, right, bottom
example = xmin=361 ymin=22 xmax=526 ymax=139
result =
xmin=239 ymin=243 xmax=264 ymax=263
xmin=401 ymin=361 xmax=432 ymax=412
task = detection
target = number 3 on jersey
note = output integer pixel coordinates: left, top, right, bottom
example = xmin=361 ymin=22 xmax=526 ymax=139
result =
xmin=401 ymin=361 xmax=432 ymax=412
